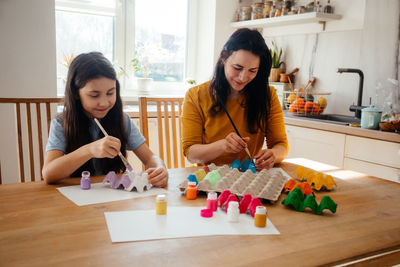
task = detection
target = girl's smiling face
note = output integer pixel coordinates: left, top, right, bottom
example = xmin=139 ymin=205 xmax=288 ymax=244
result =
xmin=78 ymin=77 xmax=116 ymax=119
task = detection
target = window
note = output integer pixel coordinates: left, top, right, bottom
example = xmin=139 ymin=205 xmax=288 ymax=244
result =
xmin=55 ymin=0 xmax=190 ymax=96
xmin=134 ymin=0 xmax=187 ymax=83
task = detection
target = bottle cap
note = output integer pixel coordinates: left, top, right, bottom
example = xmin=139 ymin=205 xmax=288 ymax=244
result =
xmin=188 ymin=181 xmax=197 ymax=187
xmin=255 ymin=205 xmax=267 ymax=215
xmin=207 ymin=191 xmax=218 ymax=200
xmin=200 ymin=209 xmax=213 ymax=218
xmin=228 ymin=201 xmax=239 ymax=208
xmin=156 ymin=194 xmax=166 ymax=201
xmin=81 ymin=171 xmax=90 ymax=179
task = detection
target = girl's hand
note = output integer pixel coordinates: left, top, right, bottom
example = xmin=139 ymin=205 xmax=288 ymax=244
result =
xmin=89 ymin=136 xmax=121 ymax=158
xmin=254 ymin=149 xmax=276 ymax=170
xmin=224 ymin=132 xmax=250 ymax=154
xmin=146 ymin=167 xmax=168 ymax=188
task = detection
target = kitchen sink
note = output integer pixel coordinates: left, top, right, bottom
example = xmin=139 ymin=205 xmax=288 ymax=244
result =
xmin=286 ymin=113 xmax=361 ymax=125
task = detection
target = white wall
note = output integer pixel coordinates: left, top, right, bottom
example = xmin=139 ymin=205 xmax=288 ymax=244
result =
xmin=0 ymin=0 xmax=57 ymax=183
xmin=263 ymin=0 xmax=399 ymax=115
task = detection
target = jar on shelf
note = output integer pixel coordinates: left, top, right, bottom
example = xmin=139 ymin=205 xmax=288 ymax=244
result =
xmin=275 ymin=7 xmax=282 ymax=17
xmin=323 ymin=0 xmax=334 ymax=13
xmin=281 ymin=6 xmax=289 ymax=15
xmin=314 ymin=1 xmax=322 ymax=12
xmin=263 ymin=1 xmax=273 ymax=18
xmin=270 ymin=5 xmax=277 ymax=17
xmin=239 ymin=6 xmax=252 ymax=21
xmin=251 ymin=3 xmax=264 ymax=20
xmin=298 ymin=5 xmax=306 ymax=14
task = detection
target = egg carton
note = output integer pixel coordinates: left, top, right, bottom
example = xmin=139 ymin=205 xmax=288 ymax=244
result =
xmin=178 ymin=164 xmax=291 ymax=202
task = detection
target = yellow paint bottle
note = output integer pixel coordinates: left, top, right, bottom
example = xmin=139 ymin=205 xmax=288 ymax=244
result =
xmin=254 ymin=206 xmax=267 ymax=227
xmin=155 ymin=194 xmax=167 ymax=215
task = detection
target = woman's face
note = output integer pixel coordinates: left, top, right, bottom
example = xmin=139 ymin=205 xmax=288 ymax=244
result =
xmin=224 ymin=49 xmax=260 ymax=96
xmin=78 ymin=77 xmax=117 ymax=119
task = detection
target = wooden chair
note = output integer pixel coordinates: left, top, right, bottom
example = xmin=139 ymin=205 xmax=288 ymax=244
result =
xmin=0 ymin=98 xmax=64 ymax=183
xmin=138 ymin=97 xmax=186 ymax=169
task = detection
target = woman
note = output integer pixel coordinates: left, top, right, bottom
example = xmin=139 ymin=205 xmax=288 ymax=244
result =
xmin=42 ymin=52 xmax=168 ymax=186
xmin=181 ymin=28 xmax=288 ymax=170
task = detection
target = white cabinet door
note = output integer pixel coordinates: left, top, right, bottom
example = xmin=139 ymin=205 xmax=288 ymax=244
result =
xmin=344 ymin=135 xmax=400 ymax=182
xmin=344 ymin=158 xmax=400 ymax=183
xmin=285 ymin=125 xmax=346 ymax=168
xmin=345 ymin=136 xmax=400 ymax=169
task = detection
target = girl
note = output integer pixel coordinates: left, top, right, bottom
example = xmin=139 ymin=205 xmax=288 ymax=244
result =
xmin=42 ymin=52 xmax=168 ymax=187
xmin=181 ymin=28 xmax=288 ymax=170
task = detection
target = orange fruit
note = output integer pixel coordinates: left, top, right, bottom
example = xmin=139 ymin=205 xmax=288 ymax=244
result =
xmin=289 ymin=103 xmax=297 ymax=113
xmin=312 ymin=103 xmax=321 ymax=115
xmin=318 ymin=97 xmax=327 ymax=109
xmin=293 ymin=98 xmax=305 ymax=109
xmin=287 ymin=93 xmax=297 ymax=104
xmin=304 ymin=101 xmax=314 ymax=113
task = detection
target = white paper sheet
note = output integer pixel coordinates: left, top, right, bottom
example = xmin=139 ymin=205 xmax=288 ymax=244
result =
xmin=104 ymin=207 xmax=280 ymax=242
xmin=57 ymin=183 xmax=167 ymax=206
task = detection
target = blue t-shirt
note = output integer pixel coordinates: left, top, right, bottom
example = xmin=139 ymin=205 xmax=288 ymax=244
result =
xmin=46 ymin=113 xmax=145 ymax=175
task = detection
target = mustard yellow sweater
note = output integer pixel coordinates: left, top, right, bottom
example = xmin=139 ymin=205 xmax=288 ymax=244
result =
xmin=181 ymin=81 xmax=288 ymax=165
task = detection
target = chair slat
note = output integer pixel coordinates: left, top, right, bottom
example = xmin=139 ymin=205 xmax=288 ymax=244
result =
xmin=139 ymin=97 xmax=150 ymax=146
xmin=156 ymin=102 xmax=164 ymax=162
xmin=171 ymin=101 xmax=178 ymax=168
xmin=178 ymin=99 xmax=184 ymax=167
xmin=0 ymin=161 xmax=2 ymax=184
xmin=36 ymin=103 xmax=44 ymax=180
xmin=46 ymin=103 xmax=51 ymax=133
xmin=163 ymin=101 xmax=171 ymax=169
xmin=26 ymin=103 xmax=35 ymax=181
xmin=15 ymin=103 xmax=25 ymax=182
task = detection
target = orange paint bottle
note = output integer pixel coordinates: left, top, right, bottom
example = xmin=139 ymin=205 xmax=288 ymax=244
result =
xmin=254 ymin=206 xmax=267 ymax=227
xmin=186 ymin=182 xmax=197 ymax=200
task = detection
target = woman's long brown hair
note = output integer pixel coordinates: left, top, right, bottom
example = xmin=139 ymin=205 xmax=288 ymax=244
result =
xmin=209 ymin=28 xmax=272 ymax=134
xmin=62 ymin=52 xmax=127 ymax=177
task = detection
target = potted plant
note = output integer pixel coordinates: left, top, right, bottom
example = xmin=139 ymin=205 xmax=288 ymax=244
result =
xmin=130 ymin=43 xmax=161 ymax=93
xmin=269 ymin=41 xmax=285 ymax=82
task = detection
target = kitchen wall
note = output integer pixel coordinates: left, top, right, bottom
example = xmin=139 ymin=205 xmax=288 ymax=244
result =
xmin=263 ymin=0 xmax=400 ymax=115
xmin=0 ymin=0 xmax=57 ymax=184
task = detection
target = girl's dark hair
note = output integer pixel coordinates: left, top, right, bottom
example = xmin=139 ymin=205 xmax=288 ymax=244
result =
xmin=62 ymin=51 xmax=126 ymax=177
xmin=209 ymin=28 xmax=272 ymax=134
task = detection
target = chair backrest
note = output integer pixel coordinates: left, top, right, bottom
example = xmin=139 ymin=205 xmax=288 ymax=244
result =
xmin=0 ymin=98 xmax=64 ymax=183
xmin=138 ymin=97 xmax=186 ymax=169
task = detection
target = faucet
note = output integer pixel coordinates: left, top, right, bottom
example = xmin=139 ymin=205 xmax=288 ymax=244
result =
xmin=337 ymin=68 xmax=365 ymax=118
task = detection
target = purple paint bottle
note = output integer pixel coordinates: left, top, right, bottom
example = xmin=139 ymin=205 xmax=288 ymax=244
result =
xmin=80 ymin=171 xmax=91 ymax=190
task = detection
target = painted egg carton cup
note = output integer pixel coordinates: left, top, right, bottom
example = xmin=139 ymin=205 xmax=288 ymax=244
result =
xmin=293 ymin=166 xmax=337 ymax=191
xmin=178 ymin=163 xmax=291 ymax=202
xmin=103 ymin=171 xmax=151 ymax=193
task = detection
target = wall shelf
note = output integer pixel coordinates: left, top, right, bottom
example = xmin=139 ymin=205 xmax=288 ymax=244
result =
xmin=231 ymin=12 xmax=342 ymax=31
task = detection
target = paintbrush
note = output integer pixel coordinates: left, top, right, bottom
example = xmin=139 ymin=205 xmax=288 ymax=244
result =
xmin=218 ymin=99 xmax=255 ymax=164
xmin=94 ymin=118 xmax=133 ymax=172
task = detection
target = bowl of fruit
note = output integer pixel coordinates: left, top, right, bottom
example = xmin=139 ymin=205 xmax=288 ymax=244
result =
xmin=286 ymin=92 xmax=328 ymax=116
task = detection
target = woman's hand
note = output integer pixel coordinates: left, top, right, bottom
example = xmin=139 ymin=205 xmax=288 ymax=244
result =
xmin=89 ymin=136 xmax=121 ymax=158
xmin=224 ymin=132 xmax=250 ymax=153
xmin=146 ymin=167 xmax=168 ymax=188
xmin=254 ymin=149 xmax=276 ymax=170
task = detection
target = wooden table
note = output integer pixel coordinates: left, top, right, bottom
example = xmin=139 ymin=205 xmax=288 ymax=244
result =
xmin=1 ymin=161 xmax=400 ymax=266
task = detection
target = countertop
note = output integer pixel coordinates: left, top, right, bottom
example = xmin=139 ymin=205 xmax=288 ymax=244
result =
xmin=284 ymin=112 xmax=400 ymax=143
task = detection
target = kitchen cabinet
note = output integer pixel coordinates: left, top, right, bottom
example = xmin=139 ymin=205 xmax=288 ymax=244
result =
xmin=285 ymin=125 xmax=345 ymax=168
xmin=285 ymin=122 xmax=400 ymax=183
xmin=344 ymin=136 xmax=400 ymax=182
